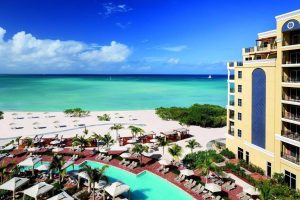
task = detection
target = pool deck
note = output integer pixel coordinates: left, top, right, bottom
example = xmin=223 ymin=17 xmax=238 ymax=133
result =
xmin=2 ymin=150 xmax=244 ymax=200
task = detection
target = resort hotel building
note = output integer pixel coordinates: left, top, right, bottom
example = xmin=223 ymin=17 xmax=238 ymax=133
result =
xmin=227 ymin=9 xmax=300 ymax=190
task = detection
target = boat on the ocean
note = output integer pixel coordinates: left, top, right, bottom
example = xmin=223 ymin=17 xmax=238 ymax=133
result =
xmin=208 ymin=75 xmax=212 ymax=79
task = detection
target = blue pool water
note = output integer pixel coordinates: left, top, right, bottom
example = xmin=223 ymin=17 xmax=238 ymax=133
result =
xmin=66 ymin=161 xmax=194 ymax=200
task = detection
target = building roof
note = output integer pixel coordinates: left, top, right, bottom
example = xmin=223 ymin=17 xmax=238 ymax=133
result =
xmin=276 ymin=9 xmax=300 ymax=21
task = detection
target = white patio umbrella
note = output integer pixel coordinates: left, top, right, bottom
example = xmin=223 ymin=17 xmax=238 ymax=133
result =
xmin=180 ymin=169 xmax=194 ymax=176
xmin=105 ymin=182 xmax=130 ymax=200
xmin=244 ymin=187 xmax=260 ymax=196
xmin=47 ymin=191 xmax=74 ymax=200
xmin=22 ymin=182 xmax=54 ymax=200
xmin=159 ymin=159 xmax=171 ymax=166
xmin=120 ymin=153 xmax=131 ymax=159
xmin=36 ymin=164 xmax=49 ymax=171
xmin=0 ymin=177 xmax=29 ymax=200
xmin=94 ymin=180 xmax=107 ymax=189
xmin=205 ymin=183 xmax=221 ymax=193
xmin=3 ymin=144 xmax=15 ymax=151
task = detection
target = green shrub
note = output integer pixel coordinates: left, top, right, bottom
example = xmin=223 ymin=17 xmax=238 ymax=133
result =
xmin=183 ymin=150 xmax=224 ymax=169
xmin=239 ymin=160 xmax=264 ymax=175
xmin=64 ymin=108 xmax=90 ymax=117
xmin=155 ymin=104 xmax=226 ymax=128
xmin=97 ymin=114 xmax=111 ymax=121
xmin=0 ymin=111 xmax=3 ymax=120
xmin=220 ymin=148 xmax=235 ymax=159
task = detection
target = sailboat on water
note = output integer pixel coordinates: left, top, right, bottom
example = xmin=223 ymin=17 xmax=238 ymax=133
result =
xmin=208 ymin=75 xmax=212 ymax=79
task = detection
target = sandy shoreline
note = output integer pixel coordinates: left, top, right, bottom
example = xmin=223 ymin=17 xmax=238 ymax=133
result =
xmin=0 ymin=110 xmax=226 ymax=160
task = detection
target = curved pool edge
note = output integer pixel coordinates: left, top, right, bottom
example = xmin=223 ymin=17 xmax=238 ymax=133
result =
xmin=74 ymin=159 xmax=196 ymax=200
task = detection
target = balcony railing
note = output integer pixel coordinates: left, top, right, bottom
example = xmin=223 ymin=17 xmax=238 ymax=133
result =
xmin=283 ymin=39 xmax=300 ymax=46
xmin=281 ymin=152 xmax=300 ymax=165
xmin=282 ymin=76 xmax=300 ymax=83
xmin=230 ymin=88 xmax=235 ymax=93
xmin=245 ymin=47 xmax=254 ymax=53
xmin=237 ymin=61 xmax=243 ymax=66
xmin=283 ymin=112 xmax=300 ymax=121
xmin=229 ymin=75 xmax=235 ymax=80
xmin=228 ymin=62 xmax=234 ymax=67
xmin=283 ymin=95 xmax=300 ymax=102
xmin=281 ymin=130 xmax=300 ymax=142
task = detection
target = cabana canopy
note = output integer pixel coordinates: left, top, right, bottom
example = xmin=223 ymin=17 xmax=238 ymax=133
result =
xmin=0 ymin=177 xmax=29 ymax=191
xmin=18 ymin=157 xmax=42 ymax=167
xmin=23 ymin=182 xmax=54 ymax=200
xmin=105 ymin=182 xmax=130 ymax=198
xmin=47 ymin=191 xmax=74 ymax=200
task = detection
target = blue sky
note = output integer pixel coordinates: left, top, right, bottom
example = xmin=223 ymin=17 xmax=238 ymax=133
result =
xmin=0 ymin=0 xmax=299 ymax=74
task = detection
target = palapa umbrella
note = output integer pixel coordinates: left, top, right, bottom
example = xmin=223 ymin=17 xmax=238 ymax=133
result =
xmin=159 ymin=159 xmax=171 ymax=166
xmin=120 ymin=153 xmax=131 ymax=159
xmin=180 ymin=169 xmax=194 ymax=176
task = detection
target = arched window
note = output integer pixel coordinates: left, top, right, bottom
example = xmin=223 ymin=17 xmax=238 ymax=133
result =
xmin=252 ymin=68 xmax=266 ymax=149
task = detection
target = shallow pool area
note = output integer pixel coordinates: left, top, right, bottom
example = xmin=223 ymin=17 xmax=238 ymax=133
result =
xmin=67 ymin=161 xmax=194 ymax=200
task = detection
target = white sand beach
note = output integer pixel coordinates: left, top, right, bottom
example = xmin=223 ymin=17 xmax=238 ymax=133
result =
xmin=0 ymin=110 xmax=226 ymax=160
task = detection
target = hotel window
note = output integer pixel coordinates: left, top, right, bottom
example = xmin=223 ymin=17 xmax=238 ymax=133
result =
xmin=238 ymin=85 xmax=242 ymax=93
xmin=238 ymin=147 xmax=244 ymax=160
xmin=267 ymin=162 xmax=272 ymax=177
xmin=285 ymin=170 xmax=296 ymax=189
xmin=238 ymin=99 xmax=242 ymax=107
xmin=246 ymin=151 xmax=249 ymax=164
xmin=238 ymin=129 xmax=242 ymax=137
xmin=238 ymin=113 xmax=242 ymax=121
xmin=238 ymin=71 xmax=242 ymax=79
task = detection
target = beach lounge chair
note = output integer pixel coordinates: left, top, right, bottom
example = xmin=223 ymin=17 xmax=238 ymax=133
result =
xmin=174 ymin=174 xmax=182 ymax=181
xmin=237 ymin=192 xmax=246 ymax=199
xmin=241 ymin=196 xmax=251 ymax=200
xmin=187 ymin=180 xmax=196 ymax=189
xmin=225 ymin=183 xmax=236 ymax=191
xmin=191 ymin=183 xmax=201 ymax=192
xmin=123 ymin=161 xmax=130 ymax=166
xmin=119 ymin=159 xmax=126 ymax=165
xmin=184 ymin=179 xmax=193 ymax=187
xmin=215 ymin=196 xmax=222 ymax=200
xmin=156 ymin=166 xmax=164 ymax=172
xmin=162 ymin=167 xmax=169 ymax=174
xmin=129 ymin=161 xmax=138 ymax=169
xmin=202 ymin=192 xmax=212 ymax=199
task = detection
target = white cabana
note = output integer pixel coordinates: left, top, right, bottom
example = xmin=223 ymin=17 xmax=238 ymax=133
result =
xmin=127 ymin=138 xmax=137 ymax=144
xmin=105 ymin=182 xmax=130 ymax=199
xmin=18 ymin=157 xmax=42 ymax=168
xmin=244 ymin=187 xmax=260 ymax=196
xmin=120 ymin=153 xmax=131 ymax=159
xmin=205 ymin=183 xmax=221 ymax=193
xmin=47 ymin=191 xmax=74 ymax=200
xmin=149 ymin=138 xmax=157 ymax=143
xmin=0 ymin=177 xmax=29 ymax=200
xmin=159 ymin=159 xmax=171 ymax=166
xmin=23 ymin=182 xmax=54 ymax=200
xmin=180 ymin=169 xmax=194 ymax=176
xmin=36 ymin=164 xmax=49 ymax=171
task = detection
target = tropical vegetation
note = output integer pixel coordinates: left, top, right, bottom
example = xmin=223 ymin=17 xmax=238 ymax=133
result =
xmin=64 ymin=108 xmax=90 ymax=117
xmin=156 ymin=136 xmax=169 ymax=155
xmin=155 ymin=104 xmax=226 ymax=128
xmin=168 ymin=144 xmax=183 ymax=161
xmin=0 ymin=111 xmax=3 ymax=120
xmin=72 ymin=135 xmax=90 ymax=151
xmin=97 ymin=114 xmax=111 ymax=121
xmin=128 ymin=125 xmax=144 ymax=138
xmin=185 ymin=139 xmax=201 ymax=153
xmin=183 ymin=150 xmax=224 ymax=169
xmin=220 ymin=148 xmax=235 ymax=159
xmin=131 ymin=143 xmax=149 ymax=164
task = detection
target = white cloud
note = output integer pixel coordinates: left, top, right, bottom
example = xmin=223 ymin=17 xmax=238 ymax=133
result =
xmin=167 ymin=58 xmax=180 ymax=64
xmin=0 ymin=27 xmax=131 ymax=71
xmin=161 ymin=45 xmax=187 ymax=52
xmin=115 ymin=22 xmax=131 ymax=29
xmin=99 ymin=3 xmax=132 ymax=16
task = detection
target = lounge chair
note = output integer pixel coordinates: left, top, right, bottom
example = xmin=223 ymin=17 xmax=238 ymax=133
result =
xmin=215 ymin=196 xmax=222 ymax=200
xmin=241 ymin=196 xmax=251 ymax=200
xmin=184 ymin=179 xmax=193 ymax=187
xmin=187 ymin=180 xmax=196 ymax=189
xmin=156 ymin=166 xmax=164 ymax=172
xmin=225 ymin=183 xmax=236 ymax=191
xmin=162 ymin=168 xmax=169 ymax=174
xmin=119 ymin=159 xmax=126 ymax=165
xmin=191 ymin=184 xmax=201 ymax=192
xmin=123 ymin=161 xmax=130 ymax=166
xmin=237 ymin=192 xmax=246 ymax=199
xmin=202 ymin=192 xmax=212 ymax=199
xmin=128 ymin=161 xmax=138 ymax=169
xmin=174 ymin=174 xmax=183 ymax=181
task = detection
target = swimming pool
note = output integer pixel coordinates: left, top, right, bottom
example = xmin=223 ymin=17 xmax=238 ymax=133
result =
xmin=66 ymin=161 xmax=194 ymax=200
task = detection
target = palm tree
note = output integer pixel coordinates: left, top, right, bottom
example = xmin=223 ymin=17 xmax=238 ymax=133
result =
xmin=79 ymin=163 xmax=109 ymax=199
xmin=258 ymin=180 xmax=273 ymax=200
xmin=72 ymin=135 xmax=89 ymax=151
xmin=49 ymin=155 xmax=65 ymax=184
xmin=91 ymin=132 xmax=102 ymax=151
xmin=15 ymin=136 xmax=22 ymax=146
xmin=131 ymin=143 xmax=149 ymax=164
xmin=197 ymin=151 xmax=214 ymax=184
xmin=168 ymin=144 xmax=183 ymax=161
xmin=99 ymin=133 xmax=114 ymax=148
xmin=110 ymin=124 xmax=123 ymax=142
xmin=83 ymin=127 xmax=89 ymax=136
xmin=185 ymin=139 xmax=201 ymax=153
xmin=128 ymin=125 xmax=145 ymax=138
xmin=23 ymin=137 xmax=33 ymax=147
xmin=157 ymin=136 xmax=169 ymax=155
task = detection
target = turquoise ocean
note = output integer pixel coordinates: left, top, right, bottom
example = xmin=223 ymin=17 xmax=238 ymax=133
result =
xmin=0 ymin=75 xmax=227 ymax=111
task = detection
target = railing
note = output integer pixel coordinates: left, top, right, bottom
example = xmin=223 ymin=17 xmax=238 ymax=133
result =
xmin=281 ymin=130 xmax=300 ymax=142
xmin=245 ymin=47 xmax=254 ymax=53
xmin=282 ymin=76 xmax=300 ymax=83
xmin=228 ymin=62 xmax=234 ymax=67
xmin=229 ymin=100 xmax=235 ymax=106
xmin=229 ymin=75 xmax=235 ymax=80
xmin=230 ymin=88 xmax=235 ymax=93
xmin=281 ymin=152 xmax=300 ymax=165
xmin=283 ymin=112 xmax=300 ymax=121
xmin=283 ymin=39 xmax=300 ymax=46
xmin=237 ymin=61 xmax=243 ymax=66
xmin=282 ymin=95 xmax=300 ymax=102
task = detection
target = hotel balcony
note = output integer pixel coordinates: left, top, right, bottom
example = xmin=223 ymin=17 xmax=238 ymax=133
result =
xmin=282 ymin=69 xmax=300 ymax=87
xmin=227 ymin=61 xmax=243 ymax=69
xmin=228 ymin=110 xmax=234 ymax=120
xmin=282 ymin=51 xmax=300 ymax=67
xmin=281 ymin=141 xmax=300 ymax=165
xmin=243 ymin=44 xmax=277 ymax=55
xmin=228 ymin=130 xmax=234 ymax=136
xmin=282 ymin=104 xmax=300 ymax=126
xmin=282 ymin=30 xmax=300 ymax=51
xmin=281 ymin=130 xmax=300 ymax=143
xmin=282 ymin=88 xmax=300 ymax=105
xmin=229 ymin=88 xmax=235 ymax=93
